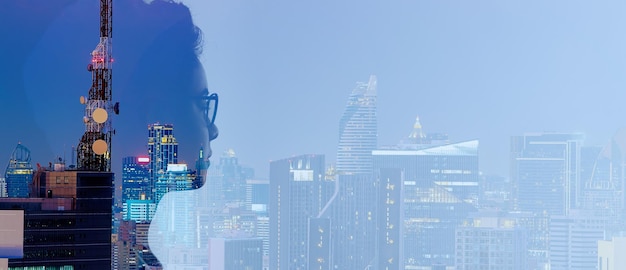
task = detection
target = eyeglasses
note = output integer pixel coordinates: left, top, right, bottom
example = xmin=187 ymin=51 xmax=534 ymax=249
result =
xmin=201 ymin=92 xmax=219 ymax=139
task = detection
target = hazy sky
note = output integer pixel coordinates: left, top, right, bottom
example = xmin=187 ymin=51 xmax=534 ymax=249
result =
xmin=191 ymin=0 xmax=626 ymax=177
xmin=2 ymin=0 xmax=626 ymax=178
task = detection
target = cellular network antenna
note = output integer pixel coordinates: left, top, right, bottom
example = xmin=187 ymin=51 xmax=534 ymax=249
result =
xmin=77 ymin=0 xmax=119 ymax=172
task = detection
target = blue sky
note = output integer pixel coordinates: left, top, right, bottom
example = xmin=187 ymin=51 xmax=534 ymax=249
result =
xmin=2 ymin=0 xmax=626 ymax=178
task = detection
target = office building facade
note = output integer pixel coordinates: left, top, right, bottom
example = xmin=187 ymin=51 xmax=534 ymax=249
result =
xmin=511 ymin=132 xmax=584 ymax=216
xmin=122 ymin=156 xmax=150 ymax=202
xmin=326 ymin=173 xmax=378 ymax=270
xmin=549 ymin=210 xmax=607 ymax=270
xmin=455 ymin=214 xmax=528 ymax=270
xmin=269 ymin=154 xmax=333 ymax=270
xmin=2 ymin=170 xmax=114 ymax=269
xmin=373 ymin=140 xmax=479 ymax=268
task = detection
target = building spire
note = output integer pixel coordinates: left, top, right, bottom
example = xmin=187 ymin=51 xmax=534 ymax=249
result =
xmin=408 ymin=115 xmax=426 ymax=140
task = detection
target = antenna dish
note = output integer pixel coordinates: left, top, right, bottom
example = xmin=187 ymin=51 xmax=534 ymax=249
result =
xmin=92 ymin=140 xmax=107 ymax=155
xmin=83 ymin=116 xmax=89 ymax=123
xmin=80 ymin=96 xmax=86 ymax=104
xmin=92 ymin=108 xmax=108 ymax=123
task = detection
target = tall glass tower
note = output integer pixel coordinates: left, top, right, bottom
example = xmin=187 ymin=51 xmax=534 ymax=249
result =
xmin=4 ymin=143 xmax=34 ymax=198
xmin=147 ymin=123 xmax=178 ymax=201
xmin=336 ymin=75 xmax=378 ymax=175
xmin=121 ymin=156 xmax=150 ymax=201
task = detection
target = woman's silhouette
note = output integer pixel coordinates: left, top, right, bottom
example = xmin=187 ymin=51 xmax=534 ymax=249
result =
xmin=3 ymin=0 xmax=219 ymax=268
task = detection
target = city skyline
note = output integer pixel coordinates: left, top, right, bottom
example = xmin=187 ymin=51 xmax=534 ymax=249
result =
xmin=4 ymin=1 xmax=626 ymax=179
xmin=4 ymin=1 xmax=626 ymax=269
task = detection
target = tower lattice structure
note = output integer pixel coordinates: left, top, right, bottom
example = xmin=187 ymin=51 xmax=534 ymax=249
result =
xmin=77 ymin=0 xmax=118 ymax=172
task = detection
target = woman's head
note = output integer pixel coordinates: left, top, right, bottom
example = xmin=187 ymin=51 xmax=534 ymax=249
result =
xmin=18 ymin=0 xmax=218 ymax=177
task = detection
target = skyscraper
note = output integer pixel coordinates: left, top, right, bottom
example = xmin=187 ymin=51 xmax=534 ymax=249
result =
xmin=147 ymin=123 xmax=178 ymax=201
xmin=373 ymin=140 xmax=479 ymax=268
xmin=578 ymin=129 xmax=626 ymax=222
xmin=511 ymin=132 xmax=584 ymax=267
xmin=269 ymin=154 xmax=333 ymax=270
xmin=154 ymin=164 xmax=195 ymax=203
xmin=326 ymin=172 xmax=378 ymax=270
xmin=4 ymin=143 xmax=34 ymax=198
xmin=511 ymin=132 xmax=584 ymax=216
xmin=121 ymin=156 xmax=150 ymax=201
xmin=336 ymin=75 xmax=377 ymax=175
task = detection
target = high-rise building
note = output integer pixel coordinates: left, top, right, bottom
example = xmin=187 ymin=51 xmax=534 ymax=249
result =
xmin=372 ymin=140 xmax=479 ymax=268
xmin=122 ymin=156 xmax=150 ymax=202
xmin=455 ymin=213 xmax=528 ymax=270
xmin=255 ymin=216 xmax=270 ymax=269
xmin=4 ymin=143 xmax=34 ymax=198
xmin=328 ymin=75 xmax=378 ymax=269
xmin=307 ymin=217 xmax=331 ymax=270
xmin=549 ymin=210 xmax=607 ymax=270
xmin=154 ymin=163 xmax=195 ymax=203
xmin=578 ymin=129 xmax=626 ymax=222
xmin=147 ymin=123 xmax=178 ymax=201
xmin=374 ymin=139 xmax=480 ymax=202
xmin=377 ymin=168 xmax=403 ymax=270
xmin=327 ymin=172 xmax=378 ymax=270
xmin=511 ymin=132 xmax=584 ymax=216
xmin=510 ymin=132 xmax=584 ymax=268
xmin=2 ymin=169 xmax=114 ymax=269
xmin=336 ymin=75 xmax=377 ymax=175
xmin=269 ymin=154 xmax=333 ymax=270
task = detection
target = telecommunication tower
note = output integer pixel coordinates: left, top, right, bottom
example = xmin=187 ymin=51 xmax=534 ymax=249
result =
xmin=77 ymin=0 xmax=119 ymax=172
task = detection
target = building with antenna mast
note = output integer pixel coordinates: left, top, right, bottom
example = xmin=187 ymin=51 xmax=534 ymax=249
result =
xmin=76 ymin=0 xmax=119 ymax=172
xmin=1 ymin=1 xmax=116 ymax=269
